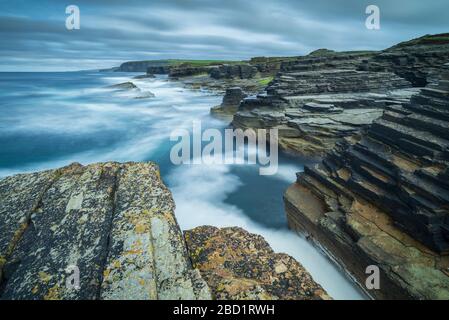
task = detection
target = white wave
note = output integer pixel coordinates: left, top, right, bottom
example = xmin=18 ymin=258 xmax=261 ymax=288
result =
xmin=167 ymin=162 xmax=366 ymax=300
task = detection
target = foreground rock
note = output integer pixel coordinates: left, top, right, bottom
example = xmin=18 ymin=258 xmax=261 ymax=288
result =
xmin=0 ymin=162 xmax=327 ymax=300
xmin=284 ymin=66 xmax=449 ymax=299
xmin=185 ymin=226 xmax=330 ymax=300
xmin=0 ymin=162 xmax=210 ymax=300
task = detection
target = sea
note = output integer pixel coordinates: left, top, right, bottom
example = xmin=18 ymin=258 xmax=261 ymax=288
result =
xmin=0 ymin=71 xmax=366 ymax=299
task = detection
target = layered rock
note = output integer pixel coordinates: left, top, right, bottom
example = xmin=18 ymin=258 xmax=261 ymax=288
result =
xmin=284 ymin=66 xmax=449 ymax=299
xmin=280 ymin=50 xmax=376 ymax=73
xmin=169 ymin=65 xmax=212 ymax=78
xmin=0 ymin=162 xmax=211 ymax=300
xmin=363 ymin=33 xmax=449 ymax=86
xmin=231 ymin=34 xmax=449 ymax=158
xmin=147 ymin=65 xmax=170 ymax=75
xmin=267 ymin=69 xmax=410 ymax=97
xmin=211 ymin=87 xmax=248 ymax=115
xmin=249 ymin=56 xmax=298 ymax=76
xmin=185 ymin=226 xmax=330 ymax=300
xmin=233 ymin=69 xmax=415 ymax=157
xmin=209 ymin=64 xmax=259 ymax=80
xmin=118 ymin=60 xmax=170 ymax=72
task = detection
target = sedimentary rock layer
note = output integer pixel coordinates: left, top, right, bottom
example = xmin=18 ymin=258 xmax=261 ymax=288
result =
xmin=363 ymin=33 xmax=449 ymax=86
xmin=232 ymin=34 xmax=449 ymax=158
xmin=233 ymin=68 xmax=415 ymax=157
xmin=231 ymin=49 xmax=414 ymax=157
xmin=211 ymin=87 xmax=248 ymax=115
xmin=185 ymin=226 xmax=330 ymax=300
xmin=284 ymin=66 xmax=449 ymax=299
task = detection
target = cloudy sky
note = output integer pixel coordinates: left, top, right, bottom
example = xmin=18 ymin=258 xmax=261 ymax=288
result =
xmin=0 ymin=0 xmax=448 ymax=71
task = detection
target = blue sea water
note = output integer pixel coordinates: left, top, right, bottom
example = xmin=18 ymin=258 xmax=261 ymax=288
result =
xmin=0 ymin=71 xmax=366 ymax=299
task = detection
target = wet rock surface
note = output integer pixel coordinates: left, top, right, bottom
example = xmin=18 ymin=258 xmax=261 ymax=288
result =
xmin=185 ymin=226 xmax=330 ymax=300
xmin=107 ymin=81 xmax=139 ymax=90
xmin=284 ymin=66 xmax=449 ymax=299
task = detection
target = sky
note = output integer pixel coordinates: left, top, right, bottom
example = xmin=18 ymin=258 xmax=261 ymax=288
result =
xmin=0 ymin=0 xmax=448 ymax=71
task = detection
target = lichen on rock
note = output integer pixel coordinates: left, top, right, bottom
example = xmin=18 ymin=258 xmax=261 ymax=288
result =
xmin=0 ymin=162 xmax=211 ymax=300
xmin=184 ymin=226 xmax=330 ymax=300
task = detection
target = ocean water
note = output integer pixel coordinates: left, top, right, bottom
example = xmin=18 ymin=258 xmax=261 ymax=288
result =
xmin=0 ymin=71 xmax=366 ymax=299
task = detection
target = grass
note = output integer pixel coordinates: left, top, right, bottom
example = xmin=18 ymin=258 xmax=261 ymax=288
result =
xmin=257 ymin=76 xmax=274 ymax=86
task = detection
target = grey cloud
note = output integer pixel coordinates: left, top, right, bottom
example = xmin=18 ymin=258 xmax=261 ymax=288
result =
xmin=0 ymin=0 xmax=447 ymax=71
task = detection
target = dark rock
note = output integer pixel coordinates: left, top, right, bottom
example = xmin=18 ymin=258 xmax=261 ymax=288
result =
xmin=133 ymin=74 xmax=155 ymax=79
xmin=147 ymin=66 xmax=170 ymax=75
xmin=107 ymin=82 xmax=139 ymax=90
xmin=209 ymin=64 xmax=258 ymax=79
xmin=363 ymin=33 xmax=449 ymax=86
xmin=284 ymin=66 xmax=449 ymax=299
xmin=169 ymin=66 xmax=212 ymax=78
xmin=211 ymin=87 xmax=247 ymax=115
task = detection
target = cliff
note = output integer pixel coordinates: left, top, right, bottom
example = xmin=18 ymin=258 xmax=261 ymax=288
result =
xmin=231 ymin=33 xmax=449 ymax=158
xmin=284 ymin=65 xmax=449 ymax=299
xmin=363 ymin=33 xmax=449 ymax=86
xmin=0 ymin=162 xmax=327 ymax=300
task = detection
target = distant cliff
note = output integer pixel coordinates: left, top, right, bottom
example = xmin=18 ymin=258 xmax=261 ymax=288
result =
xmin=117 ymin=60 xmax=172 ymax=72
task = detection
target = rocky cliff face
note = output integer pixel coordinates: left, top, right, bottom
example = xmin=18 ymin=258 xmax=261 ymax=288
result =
xmin=147 ymin=65 xmax=171 ymax=75
xmin=284 ymin=66 xmax=449 ymax=299
xmin=209 ymin=64 xmax=259 ymax=80
xmin=232 ymin=53 xmax=415 ymax=157
xmin=231 ymin=34 xmax=449 ymax=158
xmin=211 ymin=87 xmax=248 ymax=115
xmin=118 ymin=61 xmax=171 ymax=72
xmin=363 ymin=33 xmax=449 ymax=86
xmin=0 ymin=162 xmax=327 ymax=300
xmin=185 ymin=226 xmax=330 ymax=300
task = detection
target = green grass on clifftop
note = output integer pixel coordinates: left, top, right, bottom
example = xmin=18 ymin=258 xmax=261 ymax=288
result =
xmin=258 ymin=76 xmax=274 ymax=86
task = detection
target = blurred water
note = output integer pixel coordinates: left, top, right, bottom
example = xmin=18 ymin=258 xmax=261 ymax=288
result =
xmin=0 ymin=71 xmax=366 ymax=299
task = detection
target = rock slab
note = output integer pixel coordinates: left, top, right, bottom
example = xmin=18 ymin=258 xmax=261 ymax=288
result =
xmin=185 ymin=226 xmax=330 ymax=300
xmin=0 ymin=162 xmax=211 ymax=300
